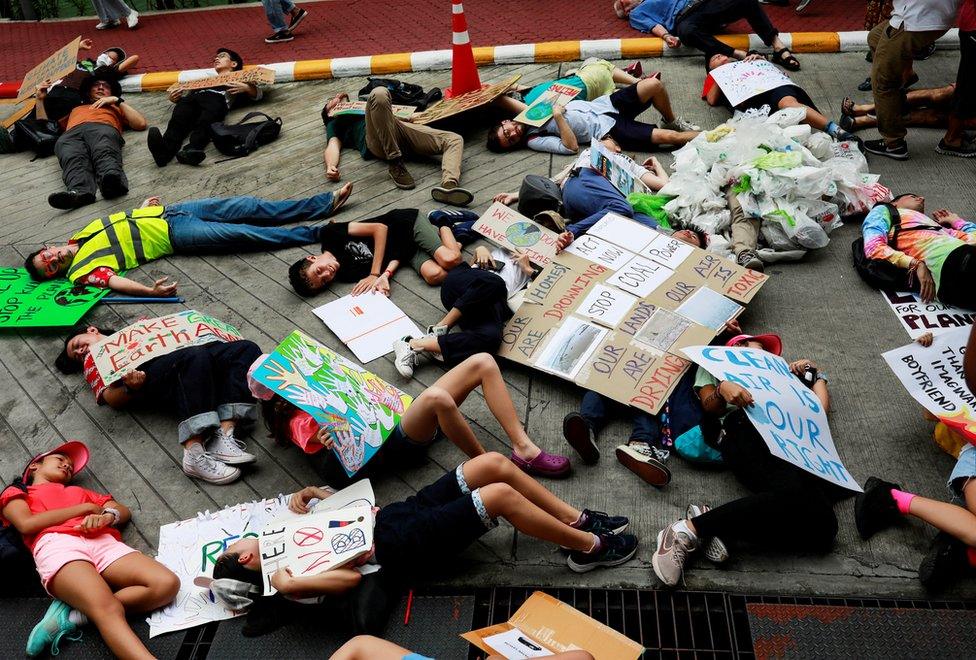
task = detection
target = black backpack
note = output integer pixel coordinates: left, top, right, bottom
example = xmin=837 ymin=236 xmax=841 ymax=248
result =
xmin=0 ymin=480 xmax=30 ymax=563
xmin=851 ymin=203 xmax=926 ymax=292
xmin=210 ymin=112 xmax=282 ymax=159
xmin=357 ymin=78 xmax=442 ymax=110
xmin=10 ymin=118 xmax=61 ymax=159
xmin=517 ymin=174 xmax=563 ymax=219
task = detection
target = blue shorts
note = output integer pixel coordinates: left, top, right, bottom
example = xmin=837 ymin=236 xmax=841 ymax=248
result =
xmin=948 ymin=444 xmax=976 ymax=499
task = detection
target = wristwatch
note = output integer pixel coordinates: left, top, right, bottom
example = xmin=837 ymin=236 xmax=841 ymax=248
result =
xmin=102 ymin=507 xmax=121 ymax=526
xmin=816 ymin=371 xmax=829 ymax=385
xmin=115 ymin=97 xmax=124 ymax=106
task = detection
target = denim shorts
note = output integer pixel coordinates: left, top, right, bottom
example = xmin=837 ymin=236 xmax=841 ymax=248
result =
xmin=948 ymin=444 xmax=976 ymax=499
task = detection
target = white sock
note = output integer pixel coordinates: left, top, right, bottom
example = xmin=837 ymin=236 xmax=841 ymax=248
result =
xmin=68 ymin=610 xmax=88 ymax=626
xmin=673 ymin=519 xmax=697 ymax=542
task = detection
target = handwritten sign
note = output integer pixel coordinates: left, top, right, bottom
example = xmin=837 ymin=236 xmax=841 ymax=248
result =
xmin=252 ymin=330 xmax=412 ymax=477
xmin=590 ymin=139 xmax=651 ymax=197
xmin=410 ymin=75 xmax=520 ymax=125
xmin=17 ymin=37 xmax=81 ymax=103
xmin=167 ymin=67 xmax=275 ymax=93
xmin=515 ymin=82 xmax=583 ymax=127
xmin=683 ymin=345 xmax=861 ymax=491
xmin=473 ymin=202 xmax=560 ymax=267
xmin=882 ymin=326 xmax=976 ymax=440
xmin=881 ymin=290 xmax=975 ymax=339
xmin=0 ymin=268 xmax=109 ymax=328
xmin=708 ymin=59 xmax=794 ymax=108
xmin=328 ymin=100 xmax=416 ymax=119
xmin=91 ymin=310 xmax=243 ymax=385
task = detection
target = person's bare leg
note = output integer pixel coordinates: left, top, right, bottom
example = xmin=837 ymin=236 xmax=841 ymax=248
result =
xmin=100 ymin=552 xmax=180 ymax=613
xmin=329 ymin=635 xmax=414 ymax=660
xmin=905 ymin=481 xmax=976 ymax=546
xmin=419 ymin=259 xmax=448 ymax=285
xmin=49 ymin=561 xmax=154 ymax=660
xmin=612 ymin=66 xmax=640 ymax=85
xmin=437 ymin=307 xmax=462 ymax=329
xmin=778 ymin=97 xmax=828 ymax=131
xmin=943 ymin=114 xmax=967 ymax=146
xmin=408 ymin=335 xmax=442 ymax=355
xmin=635 ymin=78 xmax=675 ymax=123
xmin=770 ymin=36 xmax=794 ymax=61
xmin=399 ymin=385 xmax=486 ymax=457
xmin=462 ymin=452 xmax=580 ymax=523
xmin=650 ymin=128 xmax=698 ymax=148
xmin=478 ymin=481 xmax=595 ymax=551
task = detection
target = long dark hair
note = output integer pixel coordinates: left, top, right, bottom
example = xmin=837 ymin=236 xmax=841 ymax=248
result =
xmin=261 ymin=396 xmax=300 ymax=446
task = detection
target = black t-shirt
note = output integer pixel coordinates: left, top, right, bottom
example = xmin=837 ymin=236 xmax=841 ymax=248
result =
xmin=319 ymin=209 xmax=419 ymax=282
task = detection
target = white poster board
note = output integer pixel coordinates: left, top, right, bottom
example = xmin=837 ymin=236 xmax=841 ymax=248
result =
xmin=880 ymin=290 xmax=975 ymax=339
xmin=709 ymin=60 xmax=794 ymax=108
xmin=682 ymin=345 xmax=861 ymax=491
xmin=313 ymin=293 xmax=421 ymax=363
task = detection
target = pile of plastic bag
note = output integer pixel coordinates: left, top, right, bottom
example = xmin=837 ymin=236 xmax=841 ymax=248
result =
xmin=658 ymin=106 xmax=891 ymax=261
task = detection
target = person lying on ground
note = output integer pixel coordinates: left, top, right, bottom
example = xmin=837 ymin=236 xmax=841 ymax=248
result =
xmin=703 ymin=54 xmax=857 ymax=142
xmin=623 ymin=0 xmax=801 ymax=70
xmin=23 ymin=184 xmax=351 ymax=297
xmin=330 ymin=635 xmax=594 ymax=660
xmin=288 ymin=206 xmax=463 ymax=296
xmin=840 ymin=84 xmax=976 ymax=133
xmin=254 ymin=353 xmax=572 ymax=479
xmin=1 ymin=442 xmax=179 ymax=659
xmin=147 ymin=48 xmax=263 ymax=167
xmin=211 ymin=453 xmax=637 ymax=620
xmin=35 ymin=73 xmax=146 ymax=211
xmin=862 ymin=193 xmax=976 ymax=308
xmin=651 ymin=332 xmax=843 ymax=587
xmin=519 ymin=58 xmax=657 ymax=107
xmin=54 ymin=323 xmax=263 ymax=484
xmin=322 ymin=87 xmax=473 ymax=206
xmin=487 ymin=78 xmax=700 ymax=155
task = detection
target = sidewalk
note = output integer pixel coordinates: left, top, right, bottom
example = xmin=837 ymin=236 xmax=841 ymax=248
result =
xmin=2 ymin=0 xmax=862 ymax=81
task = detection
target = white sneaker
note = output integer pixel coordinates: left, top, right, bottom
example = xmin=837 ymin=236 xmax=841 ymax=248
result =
xmin=686 ymin=504 xmax=730 ymax=563
xmin=662 ymin=116 xmax=701 ymax=132
xmin=94 ymin=20 xmax=118 ymax=29
xmin=126 ymin=9 xmax=138 ymax=28
xmin=393 ymin=337 xmax=419 ymax=378
xmin=206 ymin=428 xmax=256 ymax=465
xmin=182 ymin=449 xmax=241 ymax=484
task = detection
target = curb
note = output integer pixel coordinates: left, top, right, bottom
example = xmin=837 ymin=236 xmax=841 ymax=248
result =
xmin=120 ymin=29 xmax=962 ymax=94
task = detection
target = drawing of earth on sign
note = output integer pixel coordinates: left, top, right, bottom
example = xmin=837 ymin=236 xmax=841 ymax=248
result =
xmin=506 ymin=222 xmax=542 ymax=247
xmin=525 ymin=102 xmax=553 ymax=121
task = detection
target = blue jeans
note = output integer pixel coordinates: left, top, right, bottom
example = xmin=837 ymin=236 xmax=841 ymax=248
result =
xmin=262 ymin=0 xmax=295 ymax=32
xmin=166 ymin=192 xmax=336 ymax=254
xmin=562 ymin=168 xmax=656 ymax=237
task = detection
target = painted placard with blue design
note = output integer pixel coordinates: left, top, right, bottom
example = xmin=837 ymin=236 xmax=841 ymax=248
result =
xmin=681 ymin=345 xmax=861 ymax=492
xmin=252 ymin=330 xmax=412 ymax=477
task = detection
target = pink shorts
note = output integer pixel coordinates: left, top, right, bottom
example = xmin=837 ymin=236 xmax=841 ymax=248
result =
xmin=32 ymin=532 xmax=138 ymax=592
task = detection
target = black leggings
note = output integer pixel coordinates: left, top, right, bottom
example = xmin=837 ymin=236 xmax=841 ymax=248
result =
xmin=691 ymin=410 xmax=839 ymax=552
xmin=938 ymin=245 xmax=976 ymax=311
xmin=675 ymin=0 xmax=779 ymax=58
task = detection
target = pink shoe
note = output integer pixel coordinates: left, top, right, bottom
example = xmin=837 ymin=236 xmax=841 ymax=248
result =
xmin=624 ymin=61 xmax=643 ymax=78
xmin=510 ymin=450 xmax=571 ymax=478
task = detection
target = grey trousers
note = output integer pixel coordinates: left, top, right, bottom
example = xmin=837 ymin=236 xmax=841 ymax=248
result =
xmin=90 ymin=0 xmax=133 ymax=22
xmin=54 ymin=123 xmax=127 ymax=196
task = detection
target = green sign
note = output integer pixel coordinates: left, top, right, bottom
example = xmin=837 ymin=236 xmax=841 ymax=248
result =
xmin=0 ymin=268 xmax=109 ymax=328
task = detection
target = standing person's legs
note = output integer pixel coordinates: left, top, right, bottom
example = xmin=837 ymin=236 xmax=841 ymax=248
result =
xmin=85 ymin=124 xmax=128 ymax=199
xmin=91 ymin=0 xmax=132 ymax=23
xmin=939 ymin=31 xmax=976 ymax=153
xmin=262 ymin=0 xmax=292 ymax=33
xmin=54 ymin=130 xmax=96 ymax=196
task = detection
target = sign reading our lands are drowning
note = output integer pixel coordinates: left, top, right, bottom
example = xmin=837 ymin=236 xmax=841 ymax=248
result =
xmin=0 ymin=268 xmax=109 ymax=328
xmin=91 ymin=310 xmax=243 ymax=385
xmin=17 ymin=37 xmax=82 ymax=103
xmin=473 ymin=202 xmax=560 ymax=268
xmin=881 ymin=290 xmax=975 ymax=339
xmin=883 ymin=326 xmax=976 ymax=441
xmin=498 ymin=213 xmax=767 ymax=415
xmin=252 ymin=330 xmax=413 ymax=477
xmin=708 ymin=59 xmax=794 ymax=108
xmin=683 ymin=345 xmax=861 ymax=492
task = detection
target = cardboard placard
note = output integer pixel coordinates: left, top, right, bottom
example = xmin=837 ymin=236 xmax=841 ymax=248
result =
xmin=251 ymin=330 xmax=412 ymax=477
xmin=17 ymin=37 xmax=81 ymax=103
xmin=91 ymin=310 xmax=243 ymax=385
xmin=590 ymin=139 xmax=652 ymax=197
xmin=881 ymin=290 xmax=975 ymax=339
xmin=514 ymin=82 xmax=583 ymax=127
xmin=472 ymin=202 xmax=560 ymax=268
xmin=708 ymin=59 xmax=794 ymax=108
xmin=882 ymin=326 xmax=976 ymax=440
xmin=683 ymin=345 xmax=861 ymax=491
xmin=328 ymin=100 xmax=415 ymax=119
xmin=1 ymin=99 xmax=36 ymax=129
xmin=313 ymin=293 xmax=421 ymax=363
xmin=0 ymin=267 xmax=110 ymax=328
xmin=410 ymin=75 xmax=520 ymax=125
xmin=463 ymin=591 xmax=644 ymax=660
xmin=167 ymin=67 xmax=275 ymax=93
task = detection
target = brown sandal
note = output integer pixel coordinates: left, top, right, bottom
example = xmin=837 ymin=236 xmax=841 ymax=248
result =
xmin=331 ymin=182 xmax=353 ymax=214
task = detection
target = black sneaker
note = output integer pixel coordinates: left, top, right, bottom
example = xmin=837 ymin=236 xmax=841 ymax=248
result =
xmin=857 ymin=76 xmax=872 ymax=91
xmin=265 ymin=29 xmax=294 ymax=44
xmin=863 ymin=138 xmax=909 ymax=160
xmin=563 ymin=412 xmax=599 ymax=464
xmin=48 ymin=190 xmax=95 ymax=210
xmin=854 ymin=476 xmax=902 ymax=540
xmin=914 ymin=42 xmax=937 ymax=60
xmin=427 ymin=208 xmax=478 ymax=229
xmin=288 ymin=7 xmax=308 ymax=30
xmin=147 ymin=127 xmax=172 ymax=167
xmin=99 ymin=172 xmax=128 ymax=199
xmin=567 ymin=533 xmax=639 ymax=573
xmin=577 ymin=509 xmax=629 ymax=536
xmin=615 ymin=442 xmax=671 ymax=487
xmin=176 ymin=148 xmax=206 ymax=166
xmin=919 ymin=531 xmax=968 ymax=590
xmin=935 ymin=139 xmax=976 ymax=158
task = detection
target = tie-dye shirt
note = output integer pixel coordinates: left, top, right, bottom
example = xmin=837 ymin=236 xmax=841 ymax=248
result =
xmin=862 ymin=206 xmax=976 ymax=287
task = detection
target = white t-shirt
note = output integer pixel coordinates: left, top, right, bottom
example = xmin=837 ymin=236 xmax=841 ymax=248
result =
xmin=890 ymin=0 xmax=961 ymax=31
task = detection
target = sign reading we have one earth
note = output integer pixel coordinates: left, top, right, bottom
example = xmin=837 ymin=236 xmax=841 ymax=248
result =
xmin=91 ymin=310 xmax=243 ymax=385
xmin=497 ymin=213 xmax=767 ymax=415
xmin=473 ymin=202 xmax=560 ymax=268
xmin=0 ymin=268 xmax=109 ymax=328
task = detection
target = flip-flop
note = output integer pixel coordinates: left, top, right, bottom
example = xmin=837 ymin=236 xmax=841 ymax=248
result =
xmin=841 ymin=96 xmax=855 ymax=118
xmin=771 ymin=48 xmax=800 ymax=71
xmin=510 ymin=450 xmax=571 ymax=478
xmin=331 ymin=182 xmax=353 ymax=213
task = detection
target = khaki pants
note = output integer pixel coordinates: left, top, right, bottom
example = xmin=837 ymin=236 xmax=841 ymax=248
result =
xmin=869 ymin=22 xmax=946 ymax=141
xmin=364 ymin=87 xmax=464 ymax=186
xmin=728 ymin=190 xmax=760 ymax=255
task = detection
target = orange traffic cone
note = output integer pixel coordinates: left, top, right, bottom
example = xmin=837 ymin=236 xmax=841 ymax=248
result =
xmin=444 ymin=0 xmax=483 ymax=98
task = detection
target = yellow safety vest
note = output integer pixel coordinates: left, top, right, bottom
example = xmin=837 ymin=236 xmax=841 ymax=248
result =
xmin=66 ymin=207 xmax=173 ymax=283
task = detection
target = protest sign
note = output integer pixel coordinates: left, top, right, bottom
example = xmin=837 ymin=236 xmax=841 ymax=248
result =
xmin=91 ymin=310 xmax=243 ymax=385
xmin=682 ymin=345 xmax=861 ymax=491
xmin=17 ymin=37 xmax=81 ymax=103
xmin=328 ymin=100 xmax=416 ymax=119
xmin=472 ymin=202 xmax=560 ymax=267
xmin=410 ymin=75 xmax=520 ymax=125
xmin=167 ymin=67 xmax=275 ymax=93
xmin=1 ymin=99 xmax=36 ymax=129
xmin=0 ymin=268 xmax=109 ymax=328
xmin=252 ymin=330 xmax=412 ymax=477
xmin=313 ymin=293 xmax=421 ymax=363
xmin=590 ymin=139 xmax=652 ymax=197
xmin=880 ymin=290 xmax=975 ymax=339
xmin=463 ymin=591 xmax=643 ymax=660
xmin=882 ymin=326 xmax=976 ymax=440
xmin=708 ymin=59 xmax=794 ymax=108
xmin=514 ymin=82 xmax=583 ymax=127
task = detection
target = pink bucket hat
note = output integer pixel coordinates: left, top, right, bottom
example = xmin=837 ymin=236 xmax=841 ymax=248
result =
xmin=725 ymin=333 xmax=782 ymax=356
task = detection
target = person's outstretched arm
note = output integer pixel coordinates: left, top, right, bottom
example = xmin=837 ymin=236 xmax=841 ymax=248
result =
xmin=117 ymin=54 xmax=140 ymax=74
xmin=107 ymin=274 xmax=178 ymax=297
xmin=272 ymin=566 xmax=362 ymax=597
xmin=347 ymin=222 xmax=387 ymax=295
xmin=324 ymin=136 xmax=343 ymax=181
